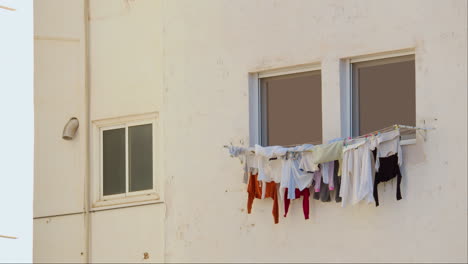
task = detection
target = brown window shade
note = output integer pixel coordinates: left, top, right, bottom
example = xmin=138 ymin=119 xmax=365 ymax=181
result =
xmin=260 ymin=71 xmax=322 ymax=146
xmin=352 ymin=55 xmax=415 ymax=137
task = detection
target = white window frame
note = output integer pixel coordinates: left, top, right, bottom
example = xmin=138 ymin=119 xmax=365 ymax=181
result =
xmin=249 ymin=63 xmax=321 ymax=147
xmin=91 ymin=112 xmax=161 ymax=209
xmin=342 ymin=49 xmax=416 ymax=145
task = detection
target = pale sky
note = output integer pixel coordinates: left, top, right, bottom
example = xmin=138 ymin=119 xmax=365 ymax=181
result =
xmin=0 ymin=0 xmax=33 ymax=262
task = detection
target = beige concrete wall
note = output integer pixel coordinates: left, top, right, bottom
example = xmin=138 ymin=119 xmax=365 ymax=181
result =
xmin=89 ymin=0 xmax=163 ymax=120
xmin=33 ymin=0 xmax=87 ymax=262
xmin=87 ymin=1 xmax=166 ymax=263
xmin=90 ymin=205 xmax=165 ymax=263
xmin=34 ymin=0 xmax=468 ymax=262
xmin=34 ymin=0 xmax=86 ymax=218
xmin=33 ymin=214 xmax=86 ymax=263
xmin=34 ymin=0 xmax=167 ymax=262
xmin=162 ymin=0 xmax=467 ymax=262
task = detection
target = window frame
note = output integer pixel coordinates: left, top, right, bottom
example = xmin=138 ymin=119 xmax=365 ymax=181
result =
xmin=343 ymin=50 xmax=416 ymax=145
xmin=249 ymin=63 xmax=322 ymax=147
xmin=92 ymin=112 xmax=161 ymax=209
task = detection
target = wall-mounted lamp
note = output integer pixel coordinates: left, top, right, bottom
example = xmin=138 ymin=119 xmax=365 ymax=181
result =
xmin=62 ymin=117 xmax=79 ymax=140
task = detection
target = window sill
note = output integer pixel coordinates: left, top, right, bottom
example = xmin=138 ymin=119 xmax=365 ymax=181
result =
xmin=91 ymin=193 xmax=162 ymax=212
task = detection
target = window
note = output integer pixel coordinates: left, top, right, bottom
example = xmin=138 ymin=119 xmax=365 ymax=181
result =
xmin=350 ymin=54 xmax=415 ymax=139
xmin=257 ymin=69 xmax=322 ymax=146
xmin=96 ymin=115 xmax=158 ymax=204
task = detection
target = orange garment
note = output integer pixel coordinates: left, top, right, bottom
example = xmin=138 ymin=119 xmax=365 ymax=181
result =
xmin=265 ymin=182 xmax=279 ymax=224
xmin=247 ymin=172 xmax=279 ymax=224
xmin=247 ymin=173 xmax=262 ymax=214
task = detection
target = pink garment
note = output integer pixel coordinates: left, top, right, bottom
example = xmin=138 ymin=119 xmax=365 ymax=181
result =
xmin=313 ymin=171 xmax=322 ymax=193
xmin=284 ymin=188 xmax=310 ymax=220
xmin=323 ymin=161 xmax=335 ymax=191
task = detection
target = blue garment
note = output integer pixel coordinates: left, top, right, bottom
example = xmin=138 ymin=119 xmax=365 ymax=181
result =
xmin=328 ymin=137 xmax=345 ymax=143
xmin=287 ymin=167 xmax=297 ymax=199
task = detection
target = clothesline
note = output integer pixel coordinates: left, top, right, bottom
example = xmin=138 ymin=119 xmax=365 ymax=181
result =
xmin=225 ymin=123 xmax=436 ymax=224
xmin=223 ymin=124 xmax=434 ymax=154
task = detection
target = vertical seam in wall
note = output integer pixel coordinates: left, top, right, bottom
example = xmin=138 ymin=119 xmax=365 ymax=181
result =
xmin=83 ymin=0 xmax=91 ymax=262
xmin=161 ymin=0 xmax=168 ymax=261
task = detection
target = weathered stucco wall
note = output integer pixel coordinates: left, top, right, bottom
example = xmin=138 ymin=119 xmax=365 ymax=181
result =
xmin=162 ymin=1 xmax=467 ymax=262
xmin=87 ymin=1 xmax=166 ymax=262
xmin=34 ymin=0 xmax=467 ymax=262
xmin=33 ymin=0 xmax=87 ymax=262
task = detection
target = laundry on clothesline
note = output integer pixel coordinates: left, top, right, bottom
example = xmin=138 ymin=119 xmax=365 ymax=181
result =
xmin=224 ymin=124 xmax=434 ymax=224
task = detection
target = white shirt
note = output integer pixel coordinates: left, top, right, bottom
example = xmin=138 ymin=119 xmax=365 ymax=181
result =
xmin=278 ymin=152 xmax=314 ymax=200
xmin=299 ymin=152 xmax=318 ymax=173
xmin=375 ymin=129 xmax=402 ymax=170
xmin=254 ymin=145 xmax=288 ymax=184
xmin=340 ymin=138 xmax=375 ymax=207
xmin=292 ymin=155 xmax=314 ymax=191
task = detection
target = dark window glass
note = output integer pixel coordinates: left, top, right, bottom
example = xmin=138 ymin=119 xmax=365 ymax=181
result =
xmin=260 ymin=71 xmax=322 ymax=146
xmin=352 ymin=55 xmax=415 ymax=138
xmin=128 ymin=124 xmax=153 ymax=192
xmin=103 ymin=128 xmax=126 ymax=196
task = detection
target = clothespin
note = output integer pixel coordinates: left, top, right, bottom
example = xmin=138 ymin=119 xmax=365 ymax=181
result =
xmin=345 ymin=136 xmax=351 ymax=146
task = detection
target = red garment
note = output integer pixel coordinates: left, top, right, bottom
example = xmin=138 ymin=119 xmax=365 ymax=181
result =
xmin=247 ymin=173 xmax=279 ymax=224
xmin=284 ymin=188 xmax=310 ymax=220
xmin=265 ymin=182 xmax=279 ymax=224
